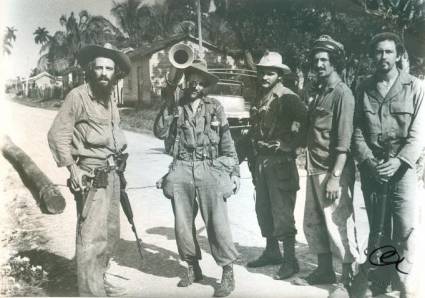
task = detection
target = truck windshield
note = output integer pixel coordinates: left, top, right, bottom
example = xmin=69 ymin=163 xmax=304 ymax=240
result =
xmin=209 ymin=83 xmax=242 ymax=96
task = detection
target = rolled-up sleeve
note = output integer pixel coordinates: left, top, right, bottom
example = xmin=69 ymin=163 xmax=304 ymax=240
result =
xmin=397 ymin=79 xmax=425 ymax=168
xmin=47 ymin=91 xmax=81 ymax=167
xmin=334 ymin=87 xmax=355 ymax=153
xmin=153 ymin=104 xmax=175 ymax=140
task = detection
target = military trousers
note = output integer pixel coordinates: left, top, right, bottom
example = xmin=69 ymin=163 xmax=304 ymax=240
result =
xmin=360 ymin=165 xmax=418 ymax=289
xmin=163 ymin=159 xmax=239 ymax=266
xmin=303 ymin=162 xmax=357 ymax=263
xmin=74 ymin=162 xmax=121 ymax=296
xmin=253 ymin=154 xmax=299 ymax=240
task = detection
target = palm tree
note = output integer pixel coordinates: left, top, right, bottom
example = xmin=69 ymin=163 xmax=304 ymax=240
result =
xmin=33 ymin=27 xmax=51 ymax=49
xmin=3 ymin=26 xmax=17 ymax=55
xmin=111 ymin=0 xmax=143 ymax=47
xmin=60 ymin=12 xmax=81 ymax=62
xmin=35 ymin=10 xmax=127 ymax=75
xmin=111 ymin=0 xmax=197 ymax=45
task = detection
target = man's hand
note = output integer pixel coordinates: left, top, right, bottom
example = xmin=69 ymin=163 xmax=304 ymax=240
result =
xmin=231 ymin=176 xmax=240 ymax=194
xmin=67 ymin=164 xmax=94 ymax=192
xmin=363 ymin=158 xmax=384 ymax=183
xmin=325 ymin=175 xmax=340 ymax=202
xmin=257 ymin=140 xmax=292 ymax=153
xmin=376 ymin=157 xmax=402 ymax=179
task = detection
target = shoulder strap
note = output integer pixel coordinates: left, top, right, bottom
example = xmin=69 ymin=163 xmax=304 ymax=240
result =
xmin=171 ymin=106 xmax=184 ymax=159
xmin=203 ymin=102 xmax=220 ymax=159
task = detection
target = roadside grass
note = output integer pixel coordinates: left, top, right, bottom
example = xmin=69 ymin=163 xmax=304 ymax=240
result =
xmin=8 ymin=94 xmax=160 ymax=134
xmin=10 ymin=95 xmax=62 ymax=111
xmin=118 ymin=106 xmax=159 ymax=134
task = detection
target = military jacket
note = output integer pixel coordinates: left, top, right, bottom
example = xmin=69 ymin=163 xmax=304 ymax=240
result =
xmin=154 ymin=95 xmax=240 ymax=177
xmin=353 ymin=71 xmax=425 ymax=168
xmin=250 ymin=82 xmax=307 ymax=156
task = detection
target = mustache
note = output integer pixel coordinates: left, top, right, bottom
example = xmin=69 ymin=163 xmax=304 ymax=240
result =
xmin=184 ymin=88 xmax=204 ymax=97
xmin=97 ymin=75 xmax=111 ymax=82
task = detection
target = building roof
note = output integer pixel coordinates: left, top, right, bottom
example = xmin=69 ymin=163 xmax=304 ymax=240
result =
xmin=28 ymin=71 xmax=57 ymax=82
xmin=128 ymin=34 xmax=224 ymax=60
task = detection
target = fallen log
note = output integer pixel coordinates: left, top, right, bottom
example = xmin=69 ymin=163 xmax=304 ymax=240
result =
xmin=1 ymin=135 xmax=66 ymax=214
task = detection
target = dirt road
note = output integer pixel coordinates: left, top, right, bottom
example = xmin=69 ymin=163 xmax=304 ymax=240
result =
xmin=1 ymin=98 xmax=423 ymax=297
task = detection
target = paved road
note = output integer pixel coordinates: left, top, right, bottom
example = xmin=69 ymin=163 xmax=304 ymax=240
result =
xmin=1 ymin=98 xmax=422 ymax=297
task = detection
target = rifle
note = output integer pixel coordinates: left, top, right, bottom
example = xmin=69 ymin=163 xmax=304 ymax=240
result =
xmin=115 ymin=153 xmax=144 ymax=261
xmin=368 ymin=136 xmax=392 ymax=266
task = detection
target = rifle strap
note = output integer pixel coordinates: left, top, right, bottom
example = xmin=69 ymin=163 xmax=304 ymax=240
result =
xmin=172 ymin=106 xmax=184 ymax=164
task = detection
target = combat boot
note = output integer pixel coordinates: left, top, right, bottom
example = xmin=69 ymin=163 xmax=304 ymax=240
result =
xmin=305 ymin=253 xmax=336 ymax=285
xmin=247 ymin=238 xmax=282 ymax=268
xmin=274 ymin=237 xmax=299 ymax=280
xmin=177 ymin=261 xmax=203 ymax=287
xmin=213 ymin=264 xmax=235 ymax=297
xmin=328 ymin=283 xmax=350 ymax=298
xmin=350 ymin=265 xmax=372 ymax=298
xmin=329 ymin=264 xmax=352 ymax=298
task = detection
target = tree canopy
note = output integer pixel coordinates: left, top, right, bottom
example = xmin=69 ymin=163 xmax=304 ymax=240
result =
xmin=31 ymin=0 xmax=425 ymax=78
xmin=34 ymin=11 xmax=125 ymax=75
xmin=3 ymin=26 xmax=17 ymax=55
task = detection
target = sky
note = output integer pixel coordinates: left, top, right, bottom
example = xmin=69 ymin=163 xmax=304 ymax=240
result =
xmin=0 ymin=0 xmax=120 ymax=80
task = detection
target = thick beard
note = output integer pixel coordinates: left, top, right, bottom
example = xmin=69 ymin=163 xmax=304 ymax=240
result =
xmin=89 ymin=79 xmax=114 ymax=102
xmin=182 ymin=88 xmax=204 ymax=104
xmin=260 ymin=79 xmax=279 ymax=93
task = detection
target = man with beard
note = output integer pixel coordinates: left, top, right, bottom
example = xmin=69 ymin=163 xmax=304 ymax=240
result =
xmin=47 ymin=43 xmax=130 ymax=296
xmin=302 ymin=35 xmax=360 ymax=297
xmin=153 ymin=59 xmax=240 ymax=297
xmin=352 ymin=32 xmax=425 ymax=298
xmin=246 ymin=51 xmax=307 ymax=280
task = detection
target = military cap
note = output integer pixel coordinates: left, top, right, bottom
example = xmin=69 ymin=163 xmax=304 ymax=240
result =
xmin=312 ymin=35 xmax=345 ymax=55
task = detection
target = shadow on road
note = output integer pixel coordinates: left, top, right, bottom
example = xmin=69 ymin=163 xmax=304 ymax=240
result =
xmin=146 ymin=226 xmax=335 ymax=295
xmin=18 ymin=249 xmax=78 ymax=297
xmin=146 ymin=147 xmax=167 ymax=154
xmin=114 ymin=239 xmax=219 ymax=291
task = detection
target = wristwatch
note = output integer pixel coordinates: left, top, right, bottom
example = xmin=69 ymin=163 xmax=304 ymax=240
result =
xmin=332 ymin=170 xmax=341 ymax=178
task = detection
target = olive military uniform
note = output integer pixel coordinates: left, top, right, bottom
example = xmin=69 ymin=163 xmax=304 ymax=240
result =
xmin=353 ymin=70 xmax=425 ymax=290
xmin=48 ymin=83 xmax=127 ymax=296
xmin=154 ymin=95 xmax=240 ymax=266
xmin=304 ymin=74 xmax=360 ymax=264
xmin=250 ymin=82 xmax=307 ymax=240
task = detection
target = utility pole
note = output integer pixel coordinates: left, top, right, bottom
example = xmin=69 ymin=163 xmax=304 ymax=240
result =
xmin=196 ymin=0 xmax=205 ymax=60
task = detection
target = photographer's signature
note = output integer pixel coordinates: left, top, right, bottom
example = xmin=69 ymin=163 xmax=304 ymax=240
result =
xmin=366 ymin=245 xmax=407 ymax=274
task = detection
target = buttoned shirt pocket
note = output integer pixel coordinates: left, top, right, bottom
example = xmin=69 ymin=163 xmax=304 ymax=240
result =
xmin=311 ymin=106 xmax=332 ymax=147
xmin=312 ymin=106 xmax=332 ymax=130
xmin=362 ymin=97 xmax=381 ymax=135
xmin=389 ymin=98 xmax=414 ymax=138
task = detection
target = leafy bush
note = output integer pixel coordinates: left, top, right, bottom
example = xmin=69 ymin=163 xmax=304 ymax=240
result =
xmin=1 ymin=255 xmax=48 ymax=296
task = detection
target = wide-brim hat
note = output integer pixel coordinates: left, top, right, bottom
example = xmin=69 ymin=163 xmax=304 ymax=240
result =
xmin=256 ymin=51 xmax=291 ymax=74
xmin=77 ymin=43 xmax=131 ymax=78
xmin=185 ymin=59 xmax=219 ymax=87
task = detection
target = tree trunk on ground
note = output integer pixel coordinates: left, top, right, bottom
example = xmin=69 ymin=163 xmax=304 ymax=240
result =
xmin=1 ymin=135 xmax=66 ymax=214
